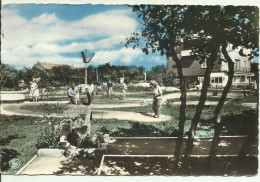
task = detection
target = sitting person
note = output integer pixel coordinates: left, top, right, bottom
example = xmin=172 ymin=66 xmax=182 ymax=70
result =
xmin=67 ymin=85 xmax=77 ymax=104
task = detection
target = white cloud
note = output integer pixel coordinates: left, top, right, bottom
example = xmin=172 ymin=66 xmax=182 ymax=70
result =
xmin=1 ymin=7 xmax=137 ymax=67
xmin=31 ymin=13 xmax=60 ymax=25
xmin=92 ymin=47 xmax=142 ymax=64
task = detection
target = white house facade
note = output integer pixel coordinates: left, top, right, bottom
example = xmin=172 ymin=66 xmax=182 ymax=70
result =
xmin=167 ymin=37 xmax=256 ymax=88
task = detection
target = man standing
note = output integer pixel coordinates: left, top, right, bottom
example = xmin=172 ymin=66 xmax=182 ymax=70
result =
xmin=67 ymin=85 xmax=77 ymax=105
xmin=121 ymin=82 xmax=128 ymax=100
xmin=107 ymin=80 xmax=113 ymax=97
xmin=151 ymin=81 xmax=163 ymax=118
xmin=195 ymin=79 xmax=201 ymax=95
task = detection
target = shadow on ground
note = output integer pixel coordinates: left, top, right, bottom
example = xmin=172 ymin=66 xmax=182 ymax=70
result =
xmin=53 ymin=152 xmax=103 ymax=175
xmin=101 ymin=156 xmax=258 ymax=176
xmin=111 ymin=122 xmax=178 ymax=137
xmin=0 ymin=134 xmax=25 ymax=171
xmin=0 ymin=148 xmax=21 ymax=171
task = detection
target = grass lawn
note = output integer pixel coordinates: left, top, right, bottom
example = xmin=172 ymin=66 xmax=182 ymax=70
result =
xmin=167 ymin=95 xmax=222 ymax=102
xmin=20 ymin=93 xmax=258 ymax=137
xmin=101 ymin=94 xmax=258 ymax=137
xmin=1 ymin=92 xmax=257 ymax=175
xmin=0 ymin=115 xmax=47 ymax=174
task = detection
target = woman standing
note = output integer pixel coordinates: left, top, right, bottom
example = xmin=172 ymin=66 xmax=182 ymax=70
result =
xmin=30 ymin=79 xmax=40 ymax=102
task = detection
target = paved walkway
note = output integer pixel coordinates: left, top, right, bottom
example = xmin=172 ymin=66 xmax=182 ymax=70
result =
xmin=0 ymin=91 xmax=255 ymax=122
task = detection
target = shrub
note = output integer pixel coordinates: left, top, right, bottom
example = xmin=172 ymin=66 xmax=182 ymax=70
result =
xmin=36 ymin=120 xmax=62 ymax=149
xmin=77 ymin=135 xmax=97 ymax=148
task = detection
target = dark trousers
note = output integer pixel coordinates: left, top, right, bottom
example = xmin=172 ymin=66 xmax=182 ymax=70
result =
xmin=152 ymin=98 xmax=162 ymax=115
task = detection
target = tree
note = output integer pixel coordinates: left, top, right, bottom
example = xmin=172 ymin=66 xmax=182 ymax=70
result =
xmin=0 ymin=64 xmax=18 ymax=89
xmin=125 ymin=5 xmax=259 ymax=170
xmin=17 ymin=66 xmax=51 ymax=89
xmin=178 ymin=6 xmax=259 ymax=168
xmin=199 ymin=6 xmax=259 ymax=168
xmin=51 ymin=65 xmax=74 ymax=86
xmin=124 ymin=5 xmax=192 ymax=168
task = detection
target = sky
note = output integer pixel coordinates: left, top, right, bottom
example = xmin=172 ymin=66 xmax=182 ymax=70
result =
xmin=1 ymin=4 xmax=166 ymax=70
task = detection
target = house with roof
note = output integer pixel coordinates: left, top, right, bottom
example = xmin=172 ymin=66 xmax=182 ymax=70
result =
xmin=167 ymin=38 xmax=255 ymax=88
xmin=34 ymin=61 xmax=63 ymax=71
xmin=34 ymin=61 xmax=76 ymax=71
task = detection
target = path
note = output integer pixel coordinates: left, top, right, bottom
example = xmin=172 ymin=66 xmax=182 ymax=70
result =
xmin=94 ymin=110 xmax=172 ymax=122
xmin=0 ymin=91 xmax=254 ymax=122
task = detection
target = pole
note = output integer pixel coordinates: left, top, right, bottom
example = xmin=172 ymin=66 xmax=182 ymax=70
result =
xmin=144 ymin=69 xmax=146 ymax=83
xmin=96 ymin=68 xmax=98 ymax=82
xmin=85 ymin=63 xmax=88 ymax=85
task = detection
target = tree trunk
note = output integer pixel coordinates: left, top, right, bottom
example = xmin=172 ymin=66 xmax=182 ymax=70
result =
xmin=172 ymin=52 xmax=187 ymax=169
xmin=209 ymin=43 xmax=235 ymax=169
xmin=184 ymin=45 xmax=219 ymax=159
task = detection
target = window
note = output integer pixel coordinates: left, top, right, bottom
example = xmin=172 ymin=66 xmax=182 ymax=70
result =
xmin=241 ymin=76 xmax=245 ymax=82
xmin=211 ymin=77 xmax=223 ymax=84
xmin=235 ymin=59 xmax=241 ymax=71
xmin=201 ymin=61 xmax=207 ymax=68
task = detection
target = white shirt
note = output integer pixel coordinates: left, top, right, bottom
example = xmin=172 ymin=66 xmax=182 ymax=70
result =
xmin=88 ymin=84 xmax=95 ymax=94
xmin=153 ymin=85 xmax=162 ymax=99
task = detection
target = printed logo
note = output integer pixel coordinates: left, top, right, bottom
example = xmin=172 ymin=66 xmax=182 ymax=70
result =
xmin=9 ymin=158 xmax=20 ymax=169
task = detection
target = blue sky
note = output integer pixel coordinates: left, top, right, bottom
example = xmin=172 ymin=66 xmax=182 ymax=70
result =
xmin=1 ymin=4 xmax=166 ymax=70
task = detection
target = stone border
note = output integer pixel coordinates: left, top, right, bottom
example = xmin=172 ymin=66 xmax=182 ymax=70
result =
xmin=110 ymin=135 xmax=248 ymax=139
xmin=16 ymin=155 xmax=37 ymax=175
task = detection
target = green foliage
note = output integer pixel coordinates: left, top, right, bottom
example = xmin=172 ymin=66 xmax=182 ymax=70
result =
xmin=36 ymin=120 xmax=61 ymax=149
xmin=0 ymin=64 xmax=19 ymax=89
xmin=97 ymin=62 xmax=146 ymax=83
xmin=20 ymin=103 xmax=67 ymax=114
xmin=17 ymin=66 xmax=51 ymax=88
xmin=162 ymin=72 xmax=179 ymax=86
xmin=77 ymin=135 xmax=97 ymax=148
xmin=51 ymin=65 xmax=74 ymax=86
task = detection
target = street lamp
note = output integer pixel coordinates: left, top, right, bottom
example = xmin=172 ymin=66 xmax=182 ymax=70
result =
xmin=81 ymin=50 xmax=95 ymax=85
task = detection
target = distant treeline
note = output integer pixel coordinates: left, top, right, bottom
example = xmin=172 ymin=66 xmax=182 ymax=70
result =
xmin=1 ymin=63 xmax=178 ymax=90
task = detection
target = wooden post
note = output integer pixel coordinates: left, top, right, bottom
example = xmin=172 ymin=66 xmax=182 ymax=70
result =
xmin=85 ymin=63 xmax=88 ymax=85
xmin=96 ymin=68 xmax=98 ymax=82
xmin=144 ymin=69 xmax=146 ymax=83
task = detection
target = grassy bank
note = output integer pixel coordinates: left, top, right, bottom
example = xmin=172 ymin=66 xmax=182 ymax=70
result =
xmin=0 ymin=115 xmax=46 ymax=174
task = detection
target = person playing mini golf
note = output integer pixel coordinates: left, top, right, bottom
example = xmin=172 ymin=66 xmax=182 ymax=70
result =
xmin=151 ymin=81 xmax=163 ymax=118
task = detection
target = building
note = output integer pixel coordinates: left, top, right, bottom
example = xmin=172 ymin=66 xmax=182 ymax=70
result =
xmin=34 ymin=61 xmax=61 ymax=71
xmin=34 ymin=61 xmax=75 ymax=71
xmin=33 ymin=61 xmax=82 ymax=84
xmin=167 ymin=38 xmax=255 ymax=87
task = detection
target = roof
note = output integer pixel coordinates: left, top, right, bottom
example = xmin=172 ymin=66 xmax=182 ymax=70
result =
xmin=34 ymin=62 xmax=75 ymax=70
xmin=170 ymin=56 xmax=206 ymax=77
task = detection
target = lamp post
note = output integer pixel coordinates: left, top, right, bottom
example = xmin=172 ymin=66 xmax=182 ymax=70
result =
xmin=85 ymin=62 xmax=88 ymax=85
xmin=144 ymin=68 xmax=147 ymax=83
xmin=96 ymin=68 xmax=98 ymax=82
xmin=81 ymin=50 xmax=95 ymax=85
